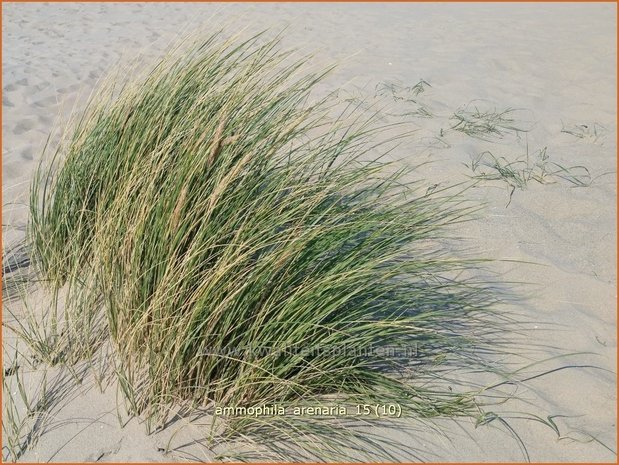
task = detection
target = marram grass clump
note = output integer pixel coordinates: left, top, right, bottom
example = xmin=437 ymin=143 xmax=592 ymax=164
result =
xmin=29 ymin=33 xmax=522 ymax=460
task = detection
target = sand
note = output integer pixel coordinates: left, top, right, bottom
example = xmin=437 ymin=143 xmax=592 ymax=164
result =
xmin=2 ymin=2 xmax=616 ymax=462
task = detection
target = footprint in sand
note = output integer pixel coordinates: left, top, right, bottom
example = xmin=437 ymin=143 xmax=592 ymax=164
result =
xmin=32 ymin=82 xmax=51 ymax=93
xmin=33 ymin=95 xmax=58 ymax=108
xmin=20 ymin=148 xmax=34 ymax=161
xmin=4 ymin=78 xmax=29 ymax=93
xmin=3 ymin=95 xmax=15 ymax=108
xmin=37 ymin=114 xmax=53 ymax=126
xmin=13 ymin=119 xmax=36 ymax=135
xmin=57 ymin=83 xmax=80 ymax=95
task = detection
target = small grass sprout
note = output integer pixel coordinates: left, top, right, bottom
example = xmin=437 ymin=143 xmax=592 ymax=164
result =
xmin=451 ymin=102 xmax=531 ymax=140
xmin=561 ymin=121 xmax=607 ymax=144
xmin=467 ymin=146 xmax=593 ymax=206
xmin=374 ymin=79 xmax=433 ymax=118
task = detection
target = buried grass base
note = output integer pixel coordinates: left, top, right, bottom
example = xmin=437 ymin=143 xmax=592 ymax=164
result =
xmin=25 ymin=32 xmax=564 ymax=460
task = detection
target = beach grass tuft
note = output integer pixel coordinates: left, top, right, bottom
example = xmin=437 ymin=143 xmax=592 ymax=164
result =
xmin=27 ymin=33 xmax=540 ymax=459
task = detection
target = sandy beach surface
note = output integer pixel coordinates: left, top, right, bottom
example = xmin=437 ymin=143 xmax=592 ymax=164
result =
xmin=2 ymin=3 xmax=616 ymax=462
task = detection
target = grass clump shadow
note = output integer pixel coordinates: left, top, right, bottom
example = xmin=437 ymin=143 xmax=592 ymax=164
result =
xmin=26 ymin=32 xmax=556 ymax=460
